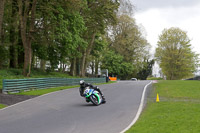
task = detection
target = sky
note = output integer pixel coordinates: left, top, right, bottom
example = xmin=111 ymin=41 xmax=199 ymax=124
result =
xmin=130 ymin=0 xmax=200 ymax=54
xmin=130 ymin=0 xmax=200 ymax=76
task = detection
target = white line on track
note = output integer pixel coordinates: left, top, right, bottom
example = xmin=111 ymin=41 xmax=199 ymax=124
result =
xmin=120 ymin=81 xmax=152 ymax=133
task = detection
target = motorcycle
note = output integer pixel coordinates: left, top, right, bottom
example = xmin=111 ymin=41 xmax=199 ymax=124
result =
xmin=83 ymin=86 xmax=103 ymax=106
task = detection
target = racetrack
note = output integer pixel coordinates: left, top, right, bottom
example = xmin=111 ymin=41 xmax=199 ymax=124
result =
xmin=0 ymin=80 xmax=151 ymax=133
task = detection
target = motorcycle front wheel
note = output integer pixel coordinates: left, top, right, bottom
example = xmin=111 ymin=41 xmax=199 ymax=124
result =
xmin=89 ymin=94 xmax=101 ymax=106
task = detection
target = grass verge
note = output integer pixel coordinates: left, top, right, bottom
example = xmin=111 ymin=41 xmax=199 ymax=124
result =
xmin=154 ymin=80 xmax=200 ymax=99
xmin=126 ymin=80 xmax=200 ymax=133
xmin=15 ymin=85 xmax=80 ymax=95
xmin=0 ymin=104 xmax=7 ymax=109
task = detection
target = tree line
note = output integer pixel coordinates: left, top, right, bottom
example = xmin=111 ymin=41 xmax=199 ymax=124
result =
xmin=0 ymin=0 xmax=154 ymax=79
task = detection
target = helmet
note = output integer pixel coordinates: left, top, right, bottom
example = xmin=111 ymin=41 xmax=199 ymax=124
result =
xmin=80 ymin=80 xmax=85 ymax=85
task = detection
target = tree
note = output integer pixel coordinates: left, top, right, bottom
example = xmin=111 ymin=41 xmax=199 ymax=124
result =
xmin=0 ymin=0 xmax=20 ymax=69
xmin=104 ymin=14 xmax=151 ymax=79
xmin=136 ymin=59 xmax=154 ymax=80
xmin=79 ymin=0 xmax=119 ymax=77
xmin=0 ymin=0 xmax=5 ymax=44
xmin=155 ymin=27 xmax=199 ymax=80
xmin=0 ymin=0 xmax=6 ymax=68
xmin=101 ymin=50 xmax=123 ymax=76
xmin=89 ymin=34 xmax=108 ymax=76
xmin=31 ymin=0 xmax=87 ymax=74
xmin=110 ymin=15 xmax=150 ymax=63
xmin=101 ymin=50 xmax=134 ymax=79
xmin=17 ymin=0 xmax=37 ymax=76
xmin=9 ymin=0 xmax=19 ymax=68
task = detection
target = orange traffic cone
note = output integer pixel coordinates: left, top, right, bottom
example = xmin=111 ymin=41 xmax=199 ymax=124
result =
xmin=156 ymin=93 xmax=160 ymax=102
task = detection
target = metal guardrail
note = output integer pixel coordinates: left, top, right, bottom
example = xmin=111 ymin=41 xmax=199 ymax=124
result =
xmin=2 ymin=78 xmax=106 ymax=94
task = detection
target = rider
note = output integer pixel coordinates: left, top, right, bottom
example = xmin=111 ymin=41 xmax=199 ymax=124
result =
xmin=79 ymin=80 xmax=106 ymax=103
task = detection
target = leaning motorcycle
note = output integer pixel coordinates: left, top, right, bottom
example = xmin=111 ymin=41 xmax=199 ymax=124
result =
xmin=83 ymin=86 xmax=103 ymax=106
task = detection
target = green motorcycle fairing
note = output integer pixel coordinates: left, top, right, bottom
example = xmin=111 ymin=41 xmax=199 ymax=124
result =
xmin=84 ymin=88 xmax=101 ymax=104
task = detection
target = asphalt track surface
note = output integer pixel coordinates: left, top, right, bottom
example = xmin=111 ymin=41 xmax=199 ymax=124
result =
xmin=0 ymin=80 xmax=151 ymax=133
